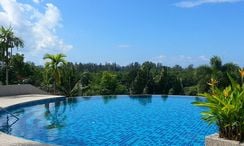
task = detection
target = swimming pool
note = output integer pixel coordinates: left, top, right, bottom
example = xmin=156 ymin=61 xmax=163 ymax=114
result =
xmin=0 ymin=95 xmax=217 ymax=145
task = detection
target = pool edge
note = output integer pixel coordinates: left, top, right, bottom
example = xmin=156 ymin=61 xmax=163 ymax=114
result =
xmin=0 ymin=94 xmax=64 ymax=146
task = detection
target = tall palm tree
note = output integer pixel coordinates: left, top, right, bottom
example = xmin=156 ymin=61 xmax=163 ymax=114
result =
xmin=43 ymin=53 xmax=66 ymax=94
xmin=0 ymin=26 xmax=24 ymax=85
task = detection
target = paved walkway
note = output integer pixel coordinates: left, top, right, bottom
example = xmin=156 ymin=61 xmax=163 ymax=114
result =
xmin=0 ymin=94 xmax=63 ymax=146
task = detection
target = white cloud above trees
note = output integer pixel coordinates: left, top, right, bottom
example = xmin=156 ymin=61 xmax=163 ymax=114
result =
xmin=0 ymin=0 xmax=72 ymax=64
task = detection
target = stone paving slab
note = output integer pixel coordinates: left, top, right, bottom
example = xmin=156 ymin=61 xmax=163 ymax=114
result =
xmin=0 ymin=132 xmax=48 ymax=146
xmin=0 ymin=94 xmax=63 ymax=108
xmin=0 ymin=94 xmax=63 ymax=146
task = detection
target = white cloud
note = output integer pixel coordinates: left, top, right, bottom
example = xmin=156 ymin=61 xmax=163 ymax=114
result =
xmin=151 ymin=54 xmax=209 ymax=67
xmin=0 ymin=0 xmax=72 ymax=64
xmin=33 ymin=0 xmax=42 ymax=4
xmin=199 ymin=55 xmax=209 ymax=61
xmin=175 ymin=0 xmax=243 ymax=8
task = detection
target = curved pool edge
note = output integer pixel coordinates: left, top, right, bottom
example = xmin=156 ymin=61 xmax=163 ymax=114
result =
xmin=0 ymin=94 xmax=64 ymax=146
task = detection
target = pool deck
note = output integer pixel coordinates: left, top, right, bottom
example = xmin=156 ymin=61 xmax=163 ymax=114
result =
xmin=0 ymin=94 xmax=63 ymax=146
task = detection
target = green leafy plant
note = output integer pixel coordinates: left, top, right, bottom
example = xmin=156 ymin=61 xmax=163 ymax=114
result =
xmin=43 ymin=53 xmax=66 ymax=94
xmin=193 ymin=70 xmax=244 ymax=142
xmin=0 ymin=26 xmax=24 ymax=85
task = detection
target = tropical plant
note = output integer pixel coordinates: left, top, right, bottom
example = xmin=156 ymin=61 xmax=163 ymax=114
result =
xmin=0 ymin=26 xmax=24 ymax=85
xmin=41 ymin=69 xmax=52 ymax=92
xmin=193 ymin=73 xmax=244 ymax=142
xmin=58 ymin=63 xmax=87 ymax=97
xmin=43 ymin=53 xmax=66 ymax=94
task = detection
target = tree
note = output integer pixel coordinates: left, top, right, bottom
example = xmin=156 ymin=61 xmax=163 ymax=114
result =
xmin=196 ymin=65 xmax=212 ymax=93
xmin=221 ymin=63 xmax=240 ymax=87
xmin=141 ymin=62 xmax=156 ymax=94
xmin=131 ymin=69 xmax=147 ymax=94
xmin=43 ymin=53 xmax=66 ymax=94
xmin=0 ymin=26 xmax=24 ymax=85
xmin=124 ymin=63 xmax=140 ymax=91
xmin=8 ymin=53 xmax=25 ymax=84
xmin=154 ymin=68 xmax=168 ymax=94
xmin=99 ymin=71 xmax=118 ymax=95
xmin=210 ymin=56 xmax=222 ymax=71
xmin=80 ymin=72 xmax=92 ymax=87
xmin=58 ymin=63 xmax=85 ymax=97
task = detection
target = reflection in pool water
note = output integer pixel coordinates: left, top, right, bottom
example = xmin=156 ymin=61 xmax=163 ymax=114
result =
xmin=0 ymin=95 xmax=217 ymax=145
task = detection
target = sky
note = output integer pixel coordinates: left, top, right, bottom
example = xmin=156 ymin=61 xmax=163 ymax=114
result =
xmin=0 ymin=0 xmax=244 ymax=67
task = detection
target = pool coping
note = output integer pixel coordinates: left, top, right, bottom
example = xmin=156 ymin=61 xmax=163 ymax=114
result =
xmin=0 ymin=94 xmax=64 ymax=146
xmin=206 ymin=133 xmax=244 ymax=146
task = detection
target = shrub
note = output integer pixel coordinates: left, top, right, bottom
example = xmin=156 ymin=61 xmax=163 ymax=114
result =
xmin=193 ymin=71 xmax=244 ymax=142
xmin=184 ymin=86 xmax=198 ymax=95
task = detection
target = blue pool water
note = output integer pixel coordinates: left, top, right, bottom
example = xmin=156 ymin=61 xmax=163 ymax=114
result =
xmin=0 ymin=95 xmax=217 ymax=145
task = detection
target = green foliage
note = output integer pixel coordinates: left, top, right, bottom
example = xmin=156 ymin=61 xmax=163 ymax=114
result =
xmin=170 ymin=77 xmax=184 ymax=95
xmin=193 ymin=74 xmax=244 ymax=141
xmin=0 ymin=26 xmax=24 ymax=85
xmin=58 ymin=63 xmax=82 ymax=97
xmin=184 ymin=86 xmax=198 ymax=96
xmin=132 ymin=69 xmax=147 ymax=94
xmin=210 ymin=56 xmax=222 ymax=71
xmin=196 ymin=65 xmax=212 ymax=93
xmin=115 ymin=84 xmax=128 ymax=95
xmin=99 ymin=72 xmax=118 ymax=95
xmin=40 ymin=55 xmax=237 ymax=97
xmin=131 ymin=62 xmax=156 ymax=94
xmin=0 ymin=53 xmax=42 ymax=85
xmin=43 ymin=53 xmax=66 ymax=94
xmin=3 ymin=51 xmax=244 ymax=100
xmin=154 ymin=67 xmax=171 ymax=94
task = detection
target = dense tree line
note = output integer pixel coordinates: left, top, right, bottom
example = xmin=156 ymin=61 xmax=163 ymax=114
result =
xmin=0 ymin=26 xmax=242 ymax=96
xmin=0 ymin=53 xmax=242 ymax=97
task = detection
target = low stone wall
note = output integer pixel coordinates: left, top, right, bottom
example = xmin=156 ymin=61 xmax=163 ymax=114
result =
xmin=206 ymin=133 xmax=244 ymax=146
xmin=0 ymin=84 xmax=47 ymax=97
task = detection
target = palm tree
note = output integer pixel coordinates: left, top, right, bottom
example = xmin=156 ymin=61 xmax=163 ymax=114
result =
xmin=210 ymin=56 xmax=222 ymax=71
xmin=0 ymin=26 xmax=24 ymax=85
xmin=43 ymin=53 xmax=66 ymax=94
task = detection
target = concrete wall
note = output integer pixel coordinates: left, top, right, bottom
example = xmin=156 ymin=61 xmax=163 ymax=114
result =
xmin=0 ymin=84 xmax=47 ymax=97
xmin=206 ymin=133 xmax=244 ymax=146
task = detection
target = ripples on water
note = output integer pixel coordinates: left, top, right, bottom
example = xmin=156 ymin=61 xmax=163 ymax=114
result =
xmin=0 ymin=95 xmax=217 ymax=146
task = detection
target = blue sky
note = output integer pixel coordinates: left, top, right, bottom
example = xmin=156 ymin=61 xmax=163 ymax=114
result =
xmin=1 ymin=0 xmax=244 ymax=67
